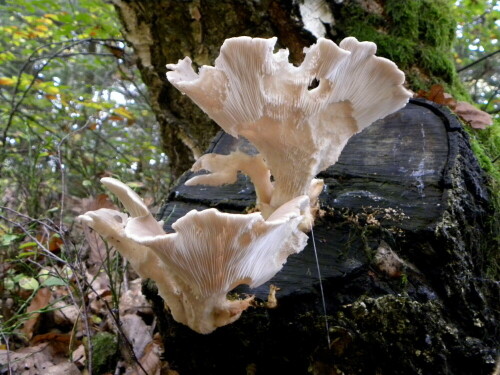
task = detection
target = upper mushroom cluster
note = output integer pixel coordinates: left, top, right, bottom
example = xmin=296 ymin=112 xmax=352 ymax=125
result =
xmin=79 ymin=36 xmax=411 ymax=334
xmin=167 ymin=36 xmax=411 ymax=221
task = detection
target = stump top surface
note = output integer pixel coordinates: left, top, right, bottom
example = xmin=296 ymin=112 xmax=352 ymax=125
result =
xmin=159 ymin=99 xmax=459 ymax=298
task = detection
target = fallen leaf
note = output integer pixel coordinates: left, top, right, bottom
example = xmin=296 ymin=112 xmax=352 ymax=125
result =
xmin=45 ymin=361 xmax=81 ymax=375
xmin=52 ymin=301 xmax=80 ymax=326
xmin=22 ymin=287 xmax=52 ymax=340
xmin=124 ymin=334 xmax=166 ymax=375
xmin=31 ymin=332 xmax=75 ymax=356
xmin=416 ymin=85 xmax=492 ymax=129
xmin=71 ymin=344 xmax=86 ymax=368
xmin=416 ymin=84 xmax=456 ymax=108
xmin=119 ymin=278 xmax=153 ymax=316
xmin=133 ymin=340 xmax=163 ymax=375
xmin=121 ymin=314 xmax=152 ymax=359
xmin=454 ymin=101 xmax=493 ymax=129
xmin=82 ymin=194 xmax=118 ymax=272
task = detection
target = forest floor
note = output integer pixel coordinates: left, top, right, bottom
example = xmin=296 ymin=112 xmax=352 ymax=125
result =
xmin=0 ymin=193 xmax=176 ymax=375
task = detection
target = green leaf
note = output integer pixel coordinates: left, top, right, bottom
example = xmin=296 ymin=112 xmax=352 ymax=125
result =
xmin=1 ymin=234 xmax=22 ymax=246
xmin=18 ymin=251 xmax=36 ymax=258
xmin=18 ymin=242 xmax=37 ymax=250
xmin=41 ymin=276 xmax=67 ymax=287
xmin=18 ymin=276 xmax=39 ymax=290
xmin=4 ymin=278 xmax=15 ymax=290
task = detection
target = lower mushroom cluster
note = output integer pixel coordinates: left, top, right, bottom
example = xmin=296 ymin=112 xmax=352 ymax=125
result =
xmin=79 ymin=178 xmax=309 ymax=334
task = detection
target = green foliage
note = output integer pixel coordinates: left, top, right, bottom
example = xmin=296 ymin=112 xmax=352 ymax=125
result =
xmin=0 ymin=0 xmax=169 ymax=366
xmin=469 ymin=120 xmax=500 ymax=182
xmin=454 ymin=0 xmax=500 ymax=115
xmin=0 ymin=0 xmax=171 ymax=219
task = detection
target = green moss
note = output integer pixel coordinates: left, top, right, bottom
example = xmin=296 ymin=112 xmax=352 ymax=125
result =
xmin=460 ymin=119 xmax=499 ymax=279
xmin=91 ymin=331 xmax=119 ymax=374
xmin=468 ymin=121 xmax=500 ymax=183
xmin=417 ymin=1 xmax=456 ymax=48
xmin=385 ymin=0 xmax=420 ymax=40
xmin=418 ymin=46 xmax=455 ymax=81
xmin=334 ymin=0 xmax=462 ymax=95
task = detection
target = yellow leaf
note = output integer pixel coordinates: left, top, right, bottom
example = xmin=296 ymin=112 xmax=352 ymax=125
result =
xmin=44 ymin=86 xmax=59 ymax=95
xmin=113 ymin=107 xmax=134 ymax=120
xmin=0 ymin=77 xmax=15 ymax=86
xmin=35 ymin=25 xmax=49 ymax=32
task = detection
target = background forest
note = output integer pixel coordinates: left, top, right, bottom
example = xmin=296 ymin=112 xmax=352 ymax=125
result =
xmin=0 ymin=0 xmax=498 ymax=374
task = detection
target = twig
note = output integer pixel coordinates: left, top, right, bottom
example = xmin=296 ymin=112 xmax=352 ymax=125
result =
xmin=457 ymin=48 xmax=500 ymax=72
xmin=0 ymin=213 xmax=67 ymax=265
xmin=0 ymin=332 xmax=13 ymax=375
xmin=481 ymin=87 xmax=499 ymax=111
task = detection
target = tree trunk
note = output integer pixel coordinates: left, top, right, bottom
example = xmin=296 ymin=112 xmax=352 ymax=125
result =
xmin=112 ymin=0 xmax=462 ymax=177
xmin=147 ymin=99 xmax=498 ymax=375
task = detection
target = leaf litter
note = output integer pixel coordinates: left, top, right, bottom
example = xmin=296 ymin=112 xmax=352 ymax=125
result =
xmin=0 ymin=194 xmax=174 ymax=375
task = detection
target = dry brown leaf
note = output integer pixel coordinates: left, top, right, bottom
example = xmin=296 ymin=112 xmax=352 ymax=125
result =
xmin=119 ymin=279 xmax=153 ymax=316
xmin=82 ymin=195 xmax=119 ymax=272
xmin=454 ymin=101 xmax=493 ymax=129
xmin=71 ymin=344 xmax=86 ymax=368
xmin=120 ymin=314 xmax=152 ymax=359
xmin=124 ymin=335 xmax=167 ymax=375
xmin=416 ymin=84 xmax=492 ymax=129
xmin=416 ymin=84 xmax=457 ymax=108
xmin=135 ymin=340 xmax=162 ymax=375
xmin=22 ymin=287 xmax=52 ymax=340
xmin=83 ymin=194 xmax=116 ymax=212
xmin=31 ymin=332 xmax=74 ymax=356
xmin=52 ymin=301 xmax=80 ymax=326
xmin=45 ymin=361 xmax=81 ymax=375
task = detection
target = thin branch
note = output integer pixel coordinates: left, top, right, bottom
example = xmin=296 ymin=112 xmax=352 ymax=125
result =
xmin=30 ymin=52 xmax=116 ymax=61
xmin=482 ymin=87 xmax=499 ymax=111
xmin=0 ymin=212 xmax=67 ymax=266
xmin=85 ymin=281 xmax=150 ymax=375
xmin=0 ymin=332 xmax=13 ymax=375
xmin=457 ymin=49 xmax=500 ymax=72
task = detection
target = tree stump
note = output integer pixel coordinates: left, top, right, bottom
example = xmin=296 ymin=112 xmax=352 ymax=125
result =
xmin=145 ymin=99 xmax=498 ymax=375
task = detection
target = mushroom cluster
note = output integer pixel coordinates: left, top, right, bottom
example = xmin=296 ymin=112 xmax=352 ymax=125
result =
xmin=79 ymin=36 xmax=411 ymax=334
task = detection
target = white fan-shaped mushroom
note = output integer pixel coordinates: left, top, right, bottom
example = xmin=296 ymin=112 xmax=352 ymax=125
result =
xmin=79 ymin=178 xmax=309 ymax=334
xmin=167 ymin=36 xmax=411 ymax=217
